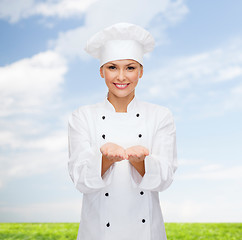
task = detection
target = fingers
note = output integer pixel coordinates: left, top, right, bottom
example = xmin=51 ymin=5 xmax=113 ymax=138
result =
xmin=101 ymin=143 xmax=149 ymax=162
xmin=100 ymin=142 xmax=126 ymax=162
xmin=109 ymin=149 xmax=126 ymax=160
xmin=125 ymin=146 xmax=149 ymax=162
xmin=126 ymin=146 xmax=149 ymax=157
xmin=144 ymin=148 xmax=149 ymax=156
xmin=105 ymin=155 xmax=123 ymax=163
xmin=104 ymin=152 xmax=125 ymax=161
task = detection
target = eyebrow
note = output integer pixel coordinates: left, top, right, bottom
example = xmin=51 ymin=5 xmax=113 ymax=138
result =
xmin=107 ymin=62 xmax=136 ymax=66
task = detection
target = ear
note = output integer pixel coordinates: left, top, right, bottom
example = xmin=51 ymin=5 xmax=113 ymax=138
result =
xmin=139 ymin=65 xmax=143 ymax=78
xmin=100 ymin=66 xmax=104 ymax=78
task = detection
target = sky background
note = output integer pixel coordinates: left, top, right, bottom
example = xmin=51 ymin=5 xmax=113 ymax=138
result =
xmin=0 ymin=0 xmax=242 ymax=223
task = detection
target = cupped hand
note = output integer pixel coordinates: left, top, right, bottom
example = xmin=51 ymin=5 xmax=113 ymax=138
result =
xmin=125 ymin=145 xmax=149 ymax=163
xmin=100 ymin=142 xmax=126 ymax=163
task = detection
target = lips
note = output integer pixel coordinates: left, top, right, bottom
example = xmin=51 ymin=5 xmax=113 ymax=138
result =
xmin=113 ymin=83 xmax=130 ymax=89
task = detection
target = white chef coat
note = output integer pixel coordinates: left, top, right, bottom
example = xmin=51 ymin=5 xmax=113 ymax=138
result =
xmin=68 ymin=95 xmax=177 ymax=240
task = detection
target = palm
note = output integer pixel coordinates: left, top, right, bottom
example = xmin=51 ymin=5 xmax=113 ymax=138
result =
xmin=100 ymin=142 xmax=126 ymax=163
xmin=126 ymin=145 xmax=149 ymax=162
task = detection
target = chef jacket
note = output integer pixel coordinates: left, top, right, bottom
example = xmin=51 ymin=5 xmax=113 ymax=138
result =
xmin=68 ymin=95 xmax=177 ymax=240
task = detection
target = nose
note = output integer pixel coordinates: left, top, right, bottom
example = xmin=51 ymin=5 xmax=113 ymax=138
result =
xmin=117 ymin=69 xmax=126 ymax=82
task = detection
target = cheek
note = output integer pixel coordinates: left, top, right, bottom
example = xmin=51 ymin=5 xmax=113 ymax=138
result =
xmin=104 ymin=73 xmax=115 ymax=87
xmin=104 ymin=71 xmax=115 ymax=81
xmin=129 ymin=72 xmax=140 ymax=82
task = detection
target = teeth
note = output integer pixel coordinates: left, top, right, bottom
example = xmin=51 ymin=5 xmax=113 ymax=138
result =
xmin=115 ymin=84 xmax=128 ymax=88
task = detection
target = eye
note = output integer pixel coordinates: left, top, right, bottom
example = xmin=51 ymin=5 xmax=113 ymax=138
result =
xmin=127 ymin=66 xmax=135 ymax=70
xmin=108 ymin=65 xmax=116 ymax=70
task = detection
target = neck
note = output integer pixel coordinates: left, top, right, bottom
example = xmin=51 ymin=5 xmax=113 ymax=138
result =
xmin=107 ymin=92 xmax=135 ymax=112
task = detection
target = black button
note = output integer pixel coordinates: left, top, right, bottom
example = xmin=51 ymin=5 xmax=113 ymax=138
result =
xmin=102 ymin=134 xmax=105 ymax=139
xmin=138 ymin=134 xmax=142 ymax=138
xmin=105 ymin=193 xmax=109 ymax=197
xmin=142 ymin=219 xmax=146 ymax=223
xmin=140 ymin=191 xmax=144 ymax=195
xmin=102 ymin=116 xmax=105 ymax=120
xmin=106 ymin=222 xmax=110 ymax=227
xmin=136 ymin=113 xmax=140 ymax=117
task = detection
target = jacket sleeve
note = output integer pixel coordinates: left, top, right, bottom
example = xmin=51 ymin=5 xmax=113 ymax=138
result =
xmin=131 ymin=109 xmax=177 ymax=192
xmin=68 ymin=109 xmax=111 ymax=194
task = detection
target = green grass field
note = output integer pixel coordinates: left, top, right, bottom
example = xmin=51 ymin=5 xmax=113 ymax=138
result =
xmin=0 ymin=223 xmax=241 ymax=240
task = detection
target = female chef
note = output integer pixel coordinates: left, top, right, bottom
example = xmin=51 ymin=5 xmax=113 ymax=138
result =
xmin=68 ymin=23 xmax=177 ymax=240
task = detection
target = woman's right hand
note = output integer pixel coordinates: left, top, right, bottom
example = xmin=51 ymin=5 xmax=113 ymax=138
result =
xmin=100 ymin=142 xmax=126 ymax=163
xmin=100 ymin=142 xmax=126 ymax=176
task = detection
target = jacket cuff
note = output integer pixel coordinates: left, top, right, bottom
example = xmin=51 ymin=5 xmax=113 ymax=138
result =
xmin=84 ymin=147 xmax=114 ymax=189
xmin=129 ymin=154 xmax=162 ymax=190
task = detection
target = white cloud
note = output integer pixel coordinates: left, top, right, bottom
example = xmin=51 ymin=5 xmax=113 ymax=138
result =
xmin=28 ymin=130 xmax=67 ymax=152
xmin=0 ymin=129 xmax=67 ymax=152
xmin=224 ymin=83 xmax=242 ymax=111
xmin=52 ymin=0 xmax=188 ymax=59
xmin=138 ymin=38 xmax=242 ymax=117
xmin=217 ymin=66 xmax=242 ymax=82
xmin=0 ymin=50 xmax=67 ymax=116
xmin=0 ymin=0 xmax=98 ymax=23
xmin=178 ymin=158 xmax=205 ymax=166
xmin=0 ymin=0 xmax=33 ymax=23
xmin=0 ymin=148 xmax=68 ymax=188
xmin=33 ymin=0 xmax=98 ymax=18
xmin=0 ymin=50 xmax=68 ymax=186
xmin=0 ymin=131 xmax=20 ymax=149
xmin=0 ymin=39 xmax=68 ymax=189
xmin=177 ymin=163 xmax=242 ymax=180
xmin=162 ymin=199 xmax=242 ymax=222
xmin=142 ymin=42 xmax=242 ymax=98
xmin=0 ymin=127 xmax=68 ymax=187
xmin=200 ymin=164 xmax=222 ymax=171
xmin=0 ymin=199 xmax=82 ymax=222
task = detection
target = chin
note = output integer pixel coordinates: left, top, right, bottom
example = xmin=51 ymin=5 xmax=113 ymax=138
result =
xmin=115 ymin=92 xmax=134 ymax=99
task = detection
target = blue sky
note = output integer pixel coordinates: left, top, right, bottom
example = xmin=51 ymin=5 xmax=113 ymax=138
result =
xmin=0 ymin=0 xmax=241 ymax=222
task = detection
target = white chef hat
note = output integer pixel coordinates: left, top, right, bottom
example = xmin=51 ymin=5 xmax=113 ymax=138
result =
xmin=85 ymin=22 xmax=155 ymax=66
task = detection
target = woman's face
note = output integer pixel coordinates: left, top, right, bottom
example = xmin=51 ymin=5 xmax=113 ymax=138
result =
xmin=100 ymin=59 xmax=143 ymax=100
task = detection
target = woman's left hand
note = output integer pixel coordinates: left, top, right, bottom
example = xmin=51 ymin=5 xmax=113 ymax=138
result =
xmin=126 ymin=146 xmax=149 ymax=177
xmin=126 ymin=145 xmax=149 ymax=162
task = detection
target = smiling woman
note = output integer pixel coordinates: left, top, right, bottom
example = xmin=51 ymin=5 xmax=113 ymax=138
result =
xmin=100 ymin=59 xmax=143 ymax=112
xmin=68 ymin=23 xmax=177 ymax=240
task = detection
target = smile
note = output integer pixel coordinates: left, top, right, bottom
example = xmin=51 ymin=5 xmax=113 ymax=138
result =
xmin=113 ymin=83 xmax=130 ymax=89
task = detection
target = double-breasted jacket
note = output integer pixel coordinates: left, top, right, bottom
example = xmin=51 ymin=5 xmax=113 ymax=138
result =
xmin=68 ymin=96 xmax=177 ymax=240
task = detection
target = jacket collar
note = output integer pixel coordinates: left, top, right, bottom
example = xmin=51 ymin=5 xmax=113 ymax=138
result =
xmin=104 ymin=93 xmax=137 ymax=113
